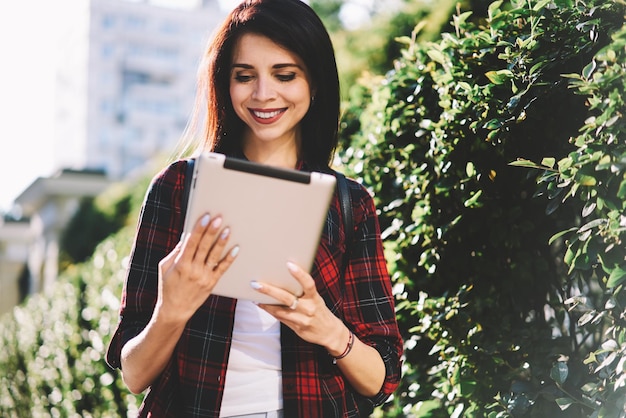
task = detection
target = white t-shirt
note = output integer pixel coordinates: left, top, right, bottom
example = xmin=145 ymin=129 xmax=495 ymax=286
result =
xmin=219 ymin=300 xmax=282 ymax=417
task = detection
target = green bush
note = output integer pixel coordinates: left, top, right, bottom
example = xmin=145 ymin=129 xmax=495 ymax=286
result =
xmin=513 ymin=21 xmax=626 ymax=418
xmin=340 ymin=0 xmax=626 ymax=416
xmin=59 ymin=182 xmax=136 ymax=269
xmin=0 ymin=227 xmax=142 ymax=417
xmin=0 ymin=170 xmax=154 ymax=417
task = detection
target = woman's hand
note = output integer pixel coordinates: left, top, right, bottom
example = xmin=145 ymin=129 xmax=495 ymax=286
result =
xmin=252 ymin=262 xmax=387 ymax=397
xmin=156 ymin=213 xmax=239 ymax=323
xmin=121 ymin=213 xmax=239 ymax=394
xmin=252 ymin=262 xmax=346 ymax=354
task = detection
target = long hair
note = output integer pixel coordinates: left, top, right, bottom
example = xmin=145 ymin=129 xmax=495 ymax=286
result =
xmin=177 ymin=0 xmax=340 ymax=168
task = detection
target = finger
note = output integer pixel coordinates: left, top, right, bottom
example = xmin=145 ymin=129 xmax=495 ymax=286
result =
xmin=194 ymin=216 xmax=229 ymax=265
xmin=250 ymin=281 xmax=302 ymax=310
xmin=178 ymin=213 xmax=212 ymax=265
xmin=286 ymin=262 xmax=316 ymax=296
xmin=161 ymin=240 xmax=183 ymax=271
xmin=203 ymin=219 xmax=230 ymax=266
xmin=211 ymin=245 xmax=240 ymax=274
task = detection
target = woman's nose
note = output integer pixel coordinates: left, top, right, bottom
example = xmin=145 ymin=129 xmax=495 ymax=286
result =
xmin=252 ymin=76 xmax=276 ymax=101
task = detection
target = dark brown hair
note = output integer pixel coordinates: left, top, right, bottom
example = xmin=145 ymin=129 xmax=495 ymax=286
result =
xmin=182 ymin=0 xmax=340 ymax=168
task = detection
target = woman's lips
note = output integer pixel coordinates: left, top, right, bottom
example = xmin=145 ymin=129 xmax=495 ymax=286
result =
xmin=249 ymin=108 xmax=286 ymax=124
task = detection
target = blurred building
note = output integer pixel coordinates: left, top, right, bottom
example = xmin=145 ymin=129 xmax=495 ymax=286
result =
xmin=0 ymin=216 xmax=33 ymax=316
xmin=0 ymin=0 xmax=224 ymax=315
xmin=55 ymin=0 xmax=223 ymax=179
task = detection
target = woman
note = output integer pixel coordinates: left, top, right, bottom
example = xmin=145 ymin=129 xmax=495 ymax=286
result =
xmin=106 ymin=1 xmax=403 ymax=417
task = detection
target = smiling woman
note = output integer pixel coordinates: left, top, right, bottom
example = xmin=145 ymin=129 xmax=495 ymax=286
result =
xmin=228 ymin=33 xmax=313 ymax=167
xmin=105 ymin=1 xmax=403 ymax=417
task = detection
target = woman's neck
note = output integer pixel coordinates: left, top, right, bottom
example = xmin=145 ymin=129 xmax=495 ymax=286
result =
xmin=242 ymin=138 xmax=300 ymax=169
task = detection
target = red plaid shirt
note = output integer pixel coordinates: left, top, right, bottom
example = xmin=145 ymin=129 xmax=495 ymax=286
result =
xmin=106 ymin=159 xmax=403 ymax=417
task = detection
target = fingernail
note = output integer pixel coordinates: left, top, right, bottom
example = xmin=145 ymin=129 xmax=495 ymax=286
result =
xmin=286 ymin=261 xmax=297 ymax=272
xmin=212 ymin=217 xmax=222 ymax=229
xmin=250 ymin=281 xmax=263 ymax=290
xmin=221 ymin=227 xmax=230 ymax=239
xmin=230 ymin=246 xmax=239 ymax=257
xmin=201 ymin=214 xmax=210 ymax=227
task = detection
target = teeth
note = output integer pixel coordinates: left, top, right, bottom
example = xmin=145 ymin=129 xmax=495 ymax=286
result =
xmin=253 ymin=110 xmax=282 ymax=119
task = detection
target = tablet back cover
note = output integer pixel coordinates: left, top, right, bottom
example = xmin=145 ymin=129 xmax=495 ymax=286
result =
xmin=182 ymin=152 xmax=336 ymax=304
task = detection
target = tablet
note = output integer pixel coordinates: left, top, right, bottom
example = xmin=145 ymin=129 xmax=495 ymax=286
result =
xmin=182 ymin=152 xmax=337 ymax=304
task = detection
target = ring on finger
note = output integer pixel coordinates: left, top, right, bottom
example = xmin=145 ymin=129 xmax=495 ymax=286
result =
xmin=206 ymin=261 xmax=218 ymax=269
xmin=289 ymin=297 xmax=299 ymax=310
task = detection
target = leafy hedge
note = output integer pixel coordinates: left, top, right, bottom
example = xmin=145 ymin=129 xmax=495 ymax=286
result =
xmin=0 ymin=227 xmax=142 ymax=417
xmin=340 ymin=0 xmax=626 ymax=416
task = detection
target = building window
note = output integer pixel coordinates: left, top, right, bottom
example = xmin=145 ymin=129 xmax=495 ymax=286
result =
xmin=160 ymin=21 xmax=180 ymax=34
xmin=126 ymin=15 xmax=146 ymax=30
xmin=101 ymin=43 xmax=114 ymax=58
xmin=102 ymin=14 xmax=116 ymax=29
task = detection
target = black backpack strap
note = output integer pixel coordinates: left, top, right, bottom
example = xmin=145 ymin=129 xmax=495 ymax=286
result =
xmin=180 ymin=158 xmax=195 ymax=236
xmin=335 ymin=171 xmax=374 ymax=417
xmin=335 ymin=171 xmax=354 ymax=276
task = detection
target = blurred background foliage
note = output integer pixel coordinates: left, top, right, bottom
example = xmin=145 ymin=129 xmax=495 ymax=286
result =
xmin=1 ymin=0 xmax=626 ymax=417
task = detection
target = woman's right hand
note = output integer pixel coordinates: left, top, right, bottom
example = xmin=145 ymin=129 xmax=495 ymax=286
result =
xmin=156 ymin=213 xmax=239 ymax=323
xmin=121 ymin=213 xmax=238 ymax=394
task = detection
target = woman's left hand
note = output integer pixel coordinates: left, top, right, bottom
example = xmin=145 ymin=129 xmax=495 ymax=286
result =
xmin=253 ymin=262 xmax=347 ymax=353
xmin=255 ymin=262 xmax=387 ymax=397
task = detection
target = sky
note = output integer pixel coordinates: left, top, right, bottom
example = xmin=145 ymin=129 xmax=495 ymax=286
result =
xmin=0 ymin=0 xmax=239 ymax=214
xmin=0 ymin=1 xmax=59 ymax=213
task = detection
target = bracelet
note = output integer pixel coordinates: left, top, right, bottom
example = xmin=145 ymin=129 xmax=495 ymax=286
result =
xmin=332 ymin=330 xmax=354 ymax=364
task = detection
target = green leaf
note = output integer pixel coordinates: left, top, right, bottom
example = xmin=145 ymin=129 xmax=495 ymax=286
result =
xmin=548 ymin=227 xmax=577 ymax=245
xmin=485 ymin=70 xmax=514 ymax=85
xmin=466 ymin=161 xmax=476 ymax=177
xmin=564 ymin=247 xmax=576 ymax=266
xmin=582 ymin=200 xmax=596 ymax=217
xmin=617 ymin=180 xmax=626 ymax=199
xmin=427 ymin=49 xmax=446 ymax=65
xmin=509 ymin=159 xmax=542 ymax=169
xmin=488 ymin=0 xmax=503 ymax=15
xmin=551 ymin=361 xmax=569 ymax=384
xmin=607 ymin=266 xmax=626 ymax=288
xmin=459 ymin=380 xmax=477 ymax=396
xmin=484 ymin=119 xmax=503 ymax=130
xmin=464 ymin=190 xmax=483 ymax=207
xmin=556 ymin=397 xmax=574 ymax=411
xmin=541 ymin=157 xmax=556 ymax=169
xmin=582 ymin=60 xmax=597 ymax=79
xmin=578 ymin=311 xmax=596 ymax=326
xmin=578 ymin=218 xmax=605 ymax=233
xmin=577 ymin=174 xmax=597 ymax=186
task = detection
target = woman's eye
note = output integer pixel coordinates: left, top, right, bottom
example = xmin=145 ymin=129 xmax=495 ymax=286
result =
xmin=234 ymin=74 xmax=253 ymax=83
xmin=276 ymin=73 xmax=296 ymax=82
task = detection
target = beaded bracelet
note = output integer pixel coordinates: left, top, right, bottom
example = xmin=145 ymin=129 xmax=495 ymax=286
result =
xmin=332 ymin=330 xmax=354 ymax=364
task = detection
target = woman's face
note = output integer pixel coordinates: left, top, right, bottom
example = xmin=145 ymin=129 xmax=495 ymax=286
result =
xmin=229 ymin=33 xmax=313 ymax=152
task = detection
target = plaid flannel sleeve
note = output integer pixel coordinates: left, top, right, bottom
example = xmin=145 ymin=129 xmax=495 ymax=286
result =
xmin=106 ymin=160 xmax=186 ymax=370
xmin=342 ymin=180 xmax=404 ymax=405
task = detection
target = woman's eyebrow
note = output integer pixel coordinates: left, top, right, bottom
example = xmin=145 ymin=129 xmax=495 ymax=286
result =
xmin=231 ymin=63 xmax=303 ymax=70
xmin=273 ymin=63 xmax=303 ymax=70
xmin=232 ymin=63 xmax=254 ymax=70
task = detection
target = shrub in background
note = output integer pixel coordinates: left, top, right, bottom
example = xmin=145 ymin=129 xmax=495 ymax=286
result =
xmin=512 ymin=21 xmax=626 ymax=418
xmin=340 ymin=0 xmax=625 ymax=416
xmin=59 ymin=183 xmax=134 ymax=269
xmin=0 ymin=227 xmax=141 ymax=417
